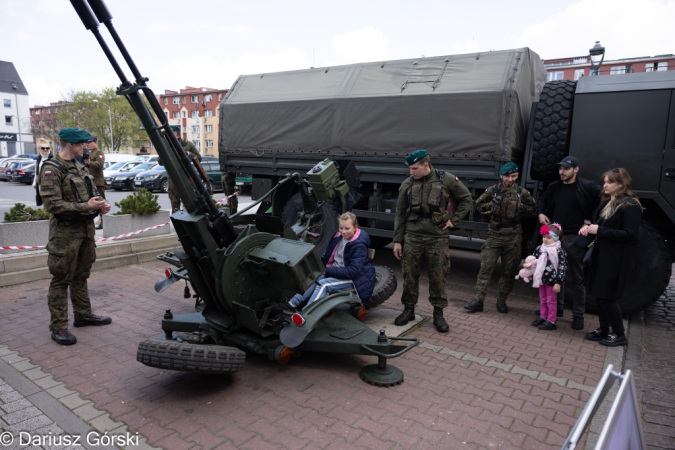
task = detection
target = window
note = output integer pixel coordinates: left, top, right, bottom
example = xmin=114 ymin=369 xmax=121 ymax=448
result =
xmin=164 ymin=98 xmax=168 ymax=105
xmin=547 ymin=71 xmax=564 ymax=81
xmin=191 ymin=111 xmax=199 ymax=118
xmin=574 ymin=69 xmax=585 ymax=80
xmin=191 ymin=125 xmax=199 ymax=134
xmin=172 ymin=97 xmax=180 ymax=104
xmin=646 ymin=62 xmax=668 ymax=72
xmin=206 ymin=140 xmax=214 ymax=148
xmin=47 ymin=108 xmax=51 ymax=114
xmin=182 ymin=96 xmax=186 ymax=104
xmin=610 ymin=65 xmax=627 ymax=75
xmin=193 ymin=140 xmax=200 ymax=148
xmin=205 ymin=125 xmax=213 ymax=133
xmin=3 ymin=99 xmax=10 ymax=108
xmin=182 ymin=111 xmax=186 ymax=118
xmin=36 ymin=110 xmax=40 ymax=115
xmin=191 ymin=95 xmax=199 ymax=103
xmin=204 ymin=94 xmax=212 ymax=102
xmin=5 ymin=116 xmax=12 ymax=125
xmin=172 ymin=111 xmax=179 ymax=118
xmin=205 ymin=110 xmax=213 ymax=118
xmin=218 ymin=93 xmax=223 ymax=101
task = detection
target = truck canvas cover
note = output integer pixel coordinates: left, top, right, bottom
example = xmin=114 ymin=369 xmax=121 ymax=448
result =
xmin=220 ymin=48 xmax=546 ymax=161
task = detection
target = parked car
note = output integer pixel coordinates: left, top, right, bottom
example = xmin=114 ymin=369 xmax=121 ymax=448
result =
xmin=0 ymin=158 xmax=24 ymax=181
xmin=133 ymin=166 xmax=168 ymax=193
xmin=133 ymin=155 xmax=159 ymax=163
xmin=107 ymin=162 xmax=158 ymax=190
xmin=102 ymin=153 xmax=136 ymax=170
xmin=14 ymin=154 xmax=39 ymax=160
xmin=103 ymin=160 xmax=145 ymax=180
xmin=4 ymin=160 xmax=36 ymax=183
xmin=11 ymin=162 xmax=36 ymax=184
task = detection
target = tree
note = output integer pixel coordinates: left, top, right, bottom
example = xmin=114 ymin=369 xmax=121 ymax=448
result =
xmin=56 ymin=87 xmax=146 ymax=152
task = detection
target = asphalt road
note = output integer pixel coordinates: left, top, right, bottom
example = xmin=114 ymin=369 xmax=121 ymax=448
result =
xmin=0 ymin=180 xmax=246 ymax=219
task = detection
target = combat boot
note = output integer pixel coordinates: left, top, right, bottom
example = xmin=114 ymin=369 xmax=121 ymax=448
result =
xmin=394 ymin=306 xmax=415 ymax=326
xmin=433 ymin=307 xmax=449 ymax=333
xmin=463 ymin=298 xmax=483 ymax=312
xmin=496 ymin=296 xmax=508 ymax=314
xmin=73 ymin=315 xmax=112 ymax=328
xmin=51 ymin=329 xmax=77 ymax=345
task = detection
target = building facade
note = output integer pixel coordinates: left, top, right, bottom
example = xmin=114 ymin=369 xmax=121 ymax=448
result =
xmin=160 ymin=86 xmax=228 ymax=157
xmin=0 ymin=61 xmax=34 ymax=157
xmin=545 ymin=53 xmax=674 ymax=81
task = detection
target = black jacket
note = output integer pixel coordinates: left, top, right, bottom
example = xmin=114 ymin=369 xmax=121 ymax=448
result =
xmin=584 ymin=198 xmax=641 ymax=299
xmin=537 ymin=177 xmax=602 ymax=231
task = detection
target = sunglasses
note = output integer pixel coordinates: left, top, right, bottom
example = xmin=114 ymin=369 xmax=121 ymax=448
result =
xmin=40 ymin=147 xmax=51 ymax=150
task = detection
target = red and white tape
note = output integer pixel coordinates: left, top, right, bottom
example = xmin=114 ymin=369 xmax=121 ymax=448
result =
xmin=0 ymin=221 xmax=171 ymax=250
xmin=215 ymin=192 xmax=238 ymax=206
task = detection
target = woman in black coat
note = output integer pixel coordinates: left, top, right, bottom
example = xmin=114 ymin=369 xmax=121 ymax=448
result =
xmin=579 ymin=168 xmax=642 ymax=347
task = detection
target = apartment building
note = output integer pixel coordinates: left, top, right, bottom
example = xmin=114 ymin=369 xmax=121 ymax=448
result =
xmin=0 ymin=61 xmax=33 ymax=157
xmin=545 ymin=53 xmax=674 ymax=81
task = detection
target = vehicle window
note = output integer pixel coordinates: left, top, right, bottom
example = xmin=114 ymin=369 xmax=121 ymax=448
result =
xmin=107 ymin=162 xmax=126 ymax=171
xmin=135 ymin=163 xmax=156 ymax=171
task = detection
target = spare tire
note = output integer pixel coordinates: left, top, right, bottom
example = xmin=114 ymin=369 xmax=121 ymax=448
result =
xmin=363 ymin=265 xmax=397 ymax=309
xmin=584 ymin=221 xmax=672 ymax=314
xmin=531 ymin=80 xmax=577 ymax=183
xmin=281 ymin=193 xmax=340 ymax=254
xmin=137 ymin=340 xmax=246 ymax=374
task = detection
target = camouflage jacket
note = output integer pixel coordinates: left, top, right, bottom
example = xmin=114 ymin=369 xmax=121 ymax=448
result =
xmin=475 ymin=182 xmax=537 ymax=232
xmin=87 ymin=146 xmax=106 ymax=186
xmin=158 ymin=137 xmax=201 ymax=165
xmin=393 ymin=165 xmax=473 ymax=242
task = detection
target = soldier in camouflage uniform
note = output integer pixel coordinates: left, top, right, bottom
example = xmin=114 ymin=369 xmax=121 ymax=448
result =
xmin=221 ymin=171 xmax=238 ymax=214
xmin=84 ymin=136 xmax=105 ymax=228
xmin=464 ymin=162 xmax=537 ymax=313
xmin=39 ymin=128 xmax=112 ymax=346
xmin=393 ymin=150 xmax=473 ymax=332
xmin=159 ymin=125 xmax=202 ymax=213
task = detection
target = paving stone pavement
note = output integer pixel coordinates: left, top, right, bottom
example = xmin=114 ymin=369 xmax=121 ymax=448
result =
xmin=0 ymin=247 xmax=672 ymax=449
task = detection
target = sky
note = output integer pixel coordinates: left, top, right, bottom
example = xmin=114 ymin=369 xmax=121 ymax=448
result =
xmin=2 ymin=0 xmax=674 ymax=107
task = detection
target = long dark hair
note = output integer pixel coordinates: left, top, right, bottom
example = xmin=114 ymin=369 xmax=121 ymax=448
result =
xmin=599 ymin=168 xmax=642 ymax=219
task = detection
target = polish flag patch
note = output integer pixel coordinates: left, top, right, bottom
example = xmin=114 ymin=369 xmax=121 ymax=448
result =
xmin=99 ymin=154 xmax=103 ymax=158
xmin=44 ymin=170 xmax=52 ymax=175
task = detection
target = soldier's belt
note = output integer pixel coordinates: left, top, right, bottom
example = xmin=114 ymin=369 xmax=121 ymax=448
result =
xmin=489 ymin=219 xmax=519 ymax=230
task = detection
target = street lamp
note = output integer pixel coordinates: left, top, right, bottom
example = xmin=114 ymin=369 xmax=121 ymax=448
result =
xmin=93 ymin=99 xmax=114 ymax=152
xmin=589 ymin=41 xmax=606 ymax=76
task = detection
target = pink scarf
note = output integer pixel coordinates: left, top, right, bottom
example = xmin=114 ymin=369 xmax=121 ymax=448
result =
xmin=532 ymin=241 xmax=561 ymax=288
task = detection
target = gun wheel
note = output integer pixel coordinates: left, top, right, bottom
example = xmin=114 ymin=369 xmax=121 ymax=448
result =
xmin=360 ymin=363 xmax=404 ymax=387
xmin=363 ymin=266 xmax=397 ymax=309
xmin=137 ymin=339 xmax=246 ymax=374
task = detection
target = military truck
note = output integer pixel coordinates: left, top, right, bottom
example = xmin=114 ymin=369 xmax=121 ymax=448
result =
xmin=218 ymin=48 xmax=675 ymax=313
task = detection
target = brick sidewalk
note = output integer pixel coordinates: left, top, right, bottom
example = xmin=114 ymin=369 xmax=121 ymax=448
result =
xmin=0 ymin=248 xmax=660 ymax=449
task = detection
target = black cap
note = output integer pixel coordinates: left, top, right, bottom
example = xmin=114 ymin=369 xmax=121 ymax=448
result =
xmin=557 ymin=156 xmax=579 ymax=168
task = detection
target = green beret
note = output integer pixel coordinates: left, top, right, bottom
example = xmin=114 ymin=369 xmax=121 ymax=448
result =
xmin=170 ymin=125 xmax=180 ymax=132
xmin=58 ymin=127 xmax=91 ymax=144
xmin=499 ymin=162 xmax=519 ymax=175
xmin=403 ymin=149 xmax=429 ymax=166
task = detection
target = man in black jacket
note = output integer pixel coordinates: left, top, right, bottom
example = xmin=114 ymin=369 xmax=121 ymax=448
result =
xmin=537 ymin=156 xmax=602 ymax=330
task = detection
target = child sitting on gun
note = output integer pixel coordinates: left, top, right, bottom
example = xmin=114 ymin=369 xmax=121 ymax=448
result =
xmin=288 ymin=212 xmax=376 ymax=310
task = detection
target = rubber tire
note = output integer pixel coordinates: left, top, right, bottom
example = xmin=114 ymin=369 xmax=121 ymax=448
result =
xmin=281 ymin=193 xmax=340 ymax=254
xmin=531 ymin=80 xmax=577 ymax=183
xmin=137 ymin=339 xmax=246 ymax=374
xmin=363 ymin=265 xmax=397 ymax=310
xmin=584 ymin=221 xmax=672 ymax=314
xmin=161 ymin=179 xmax=169 ymax=193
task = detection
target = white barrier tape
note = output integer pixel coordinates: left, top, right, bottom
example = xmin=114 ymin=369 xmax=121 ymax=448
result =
xmin=0 ymin=221 xmax=172 ymax=250
xmin=96 ymin=221 xmax=170 ymax=242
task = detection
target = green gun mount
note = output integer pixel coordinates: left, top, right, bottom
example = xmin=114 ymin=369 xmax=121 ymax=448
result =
xmin=70 ymin=0 xmax=418 ymax=386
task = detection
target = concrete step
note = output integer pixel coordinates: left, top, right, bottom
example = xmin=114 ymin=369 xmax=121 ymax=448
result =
xmin=0 ymin=234 xmax=180 ymax=287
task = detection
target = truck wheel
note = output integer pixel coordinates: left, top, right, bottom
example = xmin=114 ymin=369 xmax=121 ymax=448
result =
xmin=584 ymin=221 xmax=672 ymax=314
xmin=531 ymin=80 xmax=577 ymax=183
xmin=369 ymin=236 xmax=393 ymax=249
xmin=281 ymin=193 xmax=339 ymax=254
xmin=137 ymin=339 xmax=246 ymax=374
xmin=363 ymin=265 xmax=397 ymax=309
xmin=161 ymin=179 xmax=169 ymax=193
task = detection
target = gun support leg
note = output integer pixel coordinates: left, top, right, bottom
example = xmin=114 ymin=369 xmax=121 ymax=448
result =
xmin=360 ymin=355 xmax=405 ymax=387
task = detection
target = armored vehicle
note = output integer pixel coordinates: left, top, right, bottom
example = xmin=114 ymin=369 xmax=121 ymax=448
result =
xmin=70 ymin=0 xmax=418 ymax=386
xmin=219 ymin=50 xmax=674 ymax=313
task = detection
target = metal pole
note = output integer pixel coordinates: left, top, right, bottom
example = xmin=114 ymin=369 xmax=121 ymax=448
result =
xmin=93 ymin=99 xmax=114 ymax=152
xmin=13 ymin=92 xmax=24 ymax=154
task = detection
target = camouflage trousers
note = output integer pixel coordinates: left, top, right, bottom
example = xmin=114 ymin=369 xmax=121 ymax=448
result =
xmin=401 ymin=234 xmax=450 ymax=308
xmin=167 ymin=179 xmax=181 ymax=213
xmin=223 ymin=172 xmax=238 ymax=214
xmin=473 ymin=231 xmax=522 ymax=302
xmin=47 ymin=235 xmax=95 ymax=331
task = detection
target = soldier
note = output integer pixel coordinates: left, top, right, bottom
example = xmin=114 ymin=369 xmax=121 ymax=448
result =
xmin=39 ymin=128 xmax=112 ymax=346
xmin=393 ymin=150 xmax=473 ymax=332
xmin=463 ymin=162 xmax=538 ymax=313
xmin=159 ymin=125 xmax=201 ymax=213
xmin=221 ymin=171 xmax=238 ymax=214
xmin=84 ymin=136 xmax=105 ymax=229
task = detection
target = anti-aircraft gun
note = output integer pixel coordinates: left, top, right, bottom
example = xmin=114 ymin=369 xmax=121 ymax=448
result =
xmin=69 ymin=0 xmax=418 ymax=386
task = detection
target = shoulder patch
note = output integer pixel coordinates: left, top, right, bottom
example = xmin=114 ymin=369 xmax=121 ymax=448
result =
xmin=98 ymin=154 xmax=103 ymax=159
xmin=44 ymin=170 xmax=52 ymax=176
xmin=456 ymin=176 xmax=459 ymax=182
